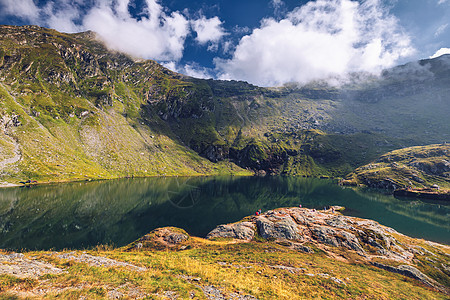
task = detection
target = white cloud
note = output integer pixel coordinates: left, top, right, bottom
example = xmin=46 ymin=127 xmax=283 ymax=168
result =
xmin=42 ymin=1 xmax=82 ymax=33
xmin=83 ymin=0 xmax=190 ymax=61
xmin=438 ymin=0 xmax=448 ymax=5
xmin=0 ymin=0 xmax=40 ymax=20
xmin=430 ymin=47 xmax=450 ymax=58
xmin=215 ymin=0 xmax=415 ymax=86
xmin=232 ymin=25 xmax=251 ymax=34
xmin=272 ymin=0 xmax=284 ymax=6
xmin=1 ymin=0 xmax=228 ymax=61
xmin=162 ymin=61 xmax=213 ymax=79
xmin=191 ymin=16 xmax=226 ymax=46
xmin=222 ymin=40 xmax=234 ymax=54
xmin=271 ymin=0 xmax=285 ymax=16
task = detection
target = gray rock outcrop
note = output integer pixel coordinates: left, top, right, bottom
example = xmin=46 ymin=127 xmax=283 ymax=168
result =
xmin=206 ymin=221 xmax=255 ymax=240
xmin=255 ymin=212 xmax=301 ymax=240
xmin=206 ymin=207 xmax=416 ymax=261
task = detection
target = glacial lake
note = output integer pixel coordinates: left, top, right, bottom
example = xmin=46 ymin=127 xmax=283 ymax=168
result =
xmin=0 ymin=176 xmax=448 ymax=250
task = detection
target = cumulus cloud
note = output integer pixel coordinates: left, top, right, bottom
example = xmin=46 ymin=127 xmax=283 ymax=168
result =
xmin=215 ymin=0 xmax=415 ymax=86
xmin=191 ymin=16 xmax=226 ymax=46
xmin=82 ymin=0 xmax=189 ymax=61
xmin=42 ymin=1 xmax=83 ymax=33
xmin=0 ymin=0 xmax=40 ymax=21
xmin=438 ymin=0 xmax=449 ymax=5
xmin=1 ymin=0 xmax=230 ymax=61
xmin=430 ymin=47 xmax=450 ymax=58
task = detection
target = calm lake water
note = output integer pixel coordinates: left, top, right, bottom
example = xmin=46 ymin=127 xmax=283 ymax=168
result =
xmin=0 ymin=176 xmax=448 ymax=250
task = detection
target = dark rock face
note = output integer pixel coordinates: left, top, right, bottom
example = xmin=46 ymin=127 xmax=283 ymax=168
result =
xmin=293 ymin=244 xmax=314 ymax=253
xmin=310 ymin=226 xmax=340 ymax=247
xmin=338 ymin=231 xmax=365 ymax=253
xmin=229 ymin=144 xmax=289 ymax=174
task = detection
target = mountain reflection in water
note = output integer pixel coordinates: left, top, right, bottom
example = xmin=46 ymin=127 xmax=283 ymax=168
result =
xmin=0 ymin=176 xmax=448 ymax=250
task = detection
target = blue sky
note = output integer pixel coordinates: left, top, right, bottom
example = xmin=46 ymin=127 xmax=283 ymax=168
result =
xmin=1 ymin=0 xmax=449 ymax=86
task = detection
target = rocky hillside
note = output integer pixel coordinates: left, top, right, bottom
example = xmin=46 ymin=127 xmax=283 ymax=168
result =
xmin=0 ymin=207 xmax=448 ymax=298
xmin=343 ymin=144 xmax=450 ymax=191
xmin=206 ymin=206 xmax=449 ymax=295
xmin=0 ymin=25 xmax=449 ymax=183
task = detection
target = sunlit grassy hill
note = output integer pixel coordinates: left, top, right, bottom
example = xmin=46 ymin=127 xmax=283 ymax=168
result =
xmin=344 ymin=143 xmax=450 ymax=190
xmin=1 ymin=210 xmax=449 ymax=299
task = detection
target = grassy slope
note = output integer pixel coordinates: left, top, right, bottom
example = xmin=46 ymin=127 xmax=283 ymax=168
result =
xmin=344 ymin=144 xmax=450 ymax=190
xmin=0 ymin=26 xmax=251 ymax=184
xmin=0 ymin=229 xmax=448 ymax=299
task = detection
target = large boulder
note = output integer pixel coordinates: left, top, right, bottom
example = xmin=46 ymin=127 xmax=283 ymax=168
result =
xmin=255 ymin=213 xmax=302 ymax=240
xmin=128 ymin=227 xmax=190 ymax=251
xmin=206 ymin=221 xmax=255 ymax=240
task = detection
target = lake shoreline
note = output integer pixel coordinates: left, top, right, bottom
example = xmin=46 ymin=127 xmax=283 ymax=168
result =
xmin=0 ymin=173 xmax=255 ymax=189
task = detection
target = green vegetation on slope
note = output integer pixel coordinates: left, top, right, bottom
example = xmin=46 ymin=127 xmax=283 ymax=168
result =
xmin=0 ymin=25 xmax=449 ymax=184
xmin=343 ymin=144 xmax=450 ymax=190
xmin=0 ymin=25 xmax=251 ymax=183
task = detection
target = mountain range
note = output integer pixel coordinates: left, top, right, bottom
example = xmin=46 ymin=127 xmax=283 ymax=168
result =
xmin=0 ymin=25 xmax=449 ymax=188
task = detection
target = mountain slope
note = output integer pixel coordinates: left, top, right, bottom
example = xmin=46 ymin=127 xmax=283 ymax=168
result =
xmin=0 ymin=25 xmax=449 ymax=183
xmin=0 ymin=25 xmax=251 ymax=183
xmin=343 ymin=143 xmax=450 ymax=190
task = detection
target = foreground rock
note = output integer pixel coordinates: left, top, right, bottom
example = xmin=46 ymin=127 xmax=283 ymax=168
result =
xmin=207 ymin=207 xmax=450 ymax=294
xmin=208 ymin=207 xmax=401 ymax=259
xmin=127 ymin=227 xmax=190 ymax=251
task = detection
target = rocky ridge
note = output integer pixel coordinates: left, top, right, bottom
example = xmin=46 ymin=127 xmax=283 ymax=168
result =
xmin=0 ymin=215 xmax=449 ymax=298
